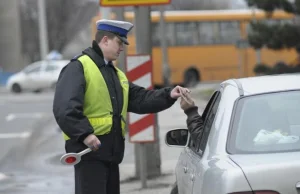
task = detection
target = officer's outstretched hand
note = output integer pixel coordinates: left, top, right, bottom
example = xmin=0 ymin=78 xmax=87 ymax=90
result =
xmin=83 ymin=134 xmax=101 ymax=151
xmin=170 ymin=86 xmax=190 ymax=99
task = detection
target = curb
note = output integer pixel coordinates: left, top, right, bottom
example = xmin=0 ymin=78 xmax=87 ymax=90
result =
xmin=119 ymin=159 xmax=177 ymax=183
xmin=119 ymin=161 xmax=177 ymax=194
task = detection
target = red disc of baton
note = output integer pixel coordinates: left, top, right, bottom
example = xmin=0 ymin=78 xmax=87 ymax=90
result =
xmin=65 ymin=156 xmax=77 ymax=164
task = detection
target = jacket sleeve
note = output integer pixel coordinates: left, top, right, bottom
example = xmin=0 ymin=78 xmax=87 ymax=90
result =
xmin=52 ymin=61 xmax=93 ymax=142
xmin=127 ymin=82 xmax=177 ymax=114
xmin=184 ymin=106 xmax=204 ymax=142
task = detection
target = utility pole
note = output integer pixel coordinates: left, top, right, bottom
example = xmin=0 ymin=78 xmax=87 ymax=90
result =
xmin=159 ymin=5 xmax=171 ymax=86
xmin=133 ymin=6 xmax=162 ymax=182
xmin=37 ymin=0 xmax=49 ymax=60
xmin=115 ymin=7 xmax=126 ymax=72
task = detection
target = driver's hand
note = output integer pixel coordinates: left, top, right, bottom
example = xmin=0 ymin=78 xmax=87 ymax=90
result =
xmin=180 ymin=92 xmax=195 ymax=111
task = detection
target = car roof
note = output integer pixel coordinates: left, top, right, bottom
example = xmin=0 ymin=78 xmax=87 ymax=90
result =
xmin=222 ymin=73 xmax=300 ymax=96
xmin=48 ymin=60 xmax=69 ymax=66
xmin=27 ymin=60 xmax=69 ymax=66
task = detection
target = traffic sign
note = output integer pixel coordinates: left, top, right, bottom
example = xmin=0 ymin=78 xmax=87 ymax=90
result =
xmin=126 ymin=55 xmax=156 ymax=143
xmin=100 ymin=0 xmax=171 ymax=7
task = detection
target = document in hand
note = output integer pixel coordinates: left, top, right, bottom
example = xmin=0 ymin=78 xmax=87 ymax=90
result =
xmin=179 ymin=88 xmax=193 ymax=105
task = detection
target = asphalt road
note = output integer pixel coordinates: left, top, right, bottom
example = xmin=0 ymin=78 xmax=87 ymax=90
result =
xmin=0 ymin=87 xmax=210 ymax=193
xmin=0 ymin=93 xmax=53 ymax=163
xmin=0 ymin=92 xmax=70 ymax=193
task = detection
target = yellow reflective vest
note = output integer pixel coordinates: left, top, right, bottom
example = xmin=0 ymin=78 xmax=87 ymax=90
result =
xmin=63 ymin=55 xmax=129 ymax=140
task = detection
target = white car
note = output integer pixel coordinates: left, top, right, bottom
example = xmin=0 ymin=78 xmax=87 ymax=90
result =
xmin=6 ymin=60 xmax=68 ymax=93
xmin=165 ymin=74 xmax=300 ymax=194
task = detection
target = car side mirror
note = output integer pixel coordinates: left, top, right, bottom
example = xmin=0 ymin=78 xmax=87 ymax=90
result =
xmin=165 ymin=129 xmax=190 ymax=147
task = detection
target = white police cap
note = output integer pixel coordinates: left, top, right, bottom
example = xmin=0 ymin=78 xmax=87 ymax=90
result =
xmin=96 ymin=19 xmax=134 ymax=45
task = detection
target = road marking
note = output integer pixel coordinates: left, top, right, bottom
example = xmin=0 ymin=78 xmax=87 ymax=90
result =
xmin=0 ymin=173 xmax=8 ymax=181
xmin=5 ymin=113 xmax=45 ymax=122
xmin=5 ymin=114 xmax=15 ymax=121
xmin=0 ymin=131 xmax=31 ymax=139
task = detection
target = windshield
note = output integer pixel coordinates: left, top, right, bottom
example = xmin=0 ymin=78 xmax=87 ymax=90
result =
xmin=228 ymin=90 xmax=300 ymax=154
xmin=23 ymin=61 xmax=44 ymax=74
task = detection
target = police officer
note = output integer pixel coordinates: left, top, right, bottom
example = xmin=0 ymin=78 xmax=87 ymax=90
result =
xmin=53 ymin=19 xmax=190 ymax=194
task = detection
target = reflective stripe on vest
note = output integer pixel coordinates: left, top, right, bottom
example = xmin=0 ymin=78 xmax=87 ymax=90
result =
xmin=63 ymin=55 xmax=129 ymax=140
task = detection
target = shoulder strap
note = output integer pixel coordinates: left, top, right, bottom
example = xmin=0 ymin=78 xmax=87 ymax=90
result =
xmin=70 ymin=54 xmax=84 ymax=62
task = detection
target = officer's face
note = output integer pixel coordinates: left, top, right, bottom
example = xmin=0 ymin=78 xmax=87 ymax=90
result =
xmin=105 ymin=36 xmax=124 ymax=61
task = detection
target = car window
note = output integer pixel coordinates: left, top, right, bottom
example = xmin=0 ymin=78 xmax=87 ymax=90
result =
xmin=23 ymin=65 xmax=42 ymax=74
xmin=201 ymin=91 xmax=218 ymax=121
xmin=188 ymin=91 xmax=220 ymax=152
xmin=228 ymin=90 xmax=300 ymax=154
xmin=45 ymin=64 xmax=58 ymax=72
xmin=197 ymin=92 xmax=221 ymax=154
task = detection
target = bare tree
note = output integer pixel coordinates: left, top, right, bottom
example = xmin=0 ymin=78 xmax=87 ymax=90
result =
xmin=20 ymin=0 xmax=40 ymax=62
xmin=46 ymin=0 xmax=98 ymax=52
xmin=19 ymin=0 xmax=98 ymax=63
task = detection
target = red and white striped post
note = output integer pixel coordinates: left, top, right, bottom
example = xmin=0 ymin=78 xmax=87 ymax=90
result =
xmin=126 ymin=54 xmax=157 ymax=188
xmin=126 ymin=54 xmax=156 ymax=143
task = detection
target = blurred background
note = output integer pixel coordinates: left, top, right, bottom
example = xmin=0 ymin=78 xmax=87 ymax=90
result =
xmin=1 ymin=0 xmax=300 ymax=91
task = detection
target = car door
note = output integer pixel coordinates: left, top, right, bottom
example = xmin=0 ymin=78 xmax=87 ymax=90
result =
xmin=190 ymin=91 xmax=221 ymax=194
xmin=176 ymin=139 xmax=197 ymax=194
xmin=176 ymin=91 xmax=221 ymax=194
xmin=22 ymin=64 xmax=43 ymax=90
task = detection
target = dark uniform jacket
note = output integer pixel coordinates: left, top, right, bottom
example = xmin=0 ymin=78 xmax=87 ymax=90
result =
xmin=53 ymin=41 xmax=177 ymax=164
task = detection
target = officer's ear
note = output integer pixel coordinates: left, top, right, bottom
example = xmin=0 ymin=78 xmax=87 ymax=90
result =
xmin=102 ymin=36 xmax=109 ymax=46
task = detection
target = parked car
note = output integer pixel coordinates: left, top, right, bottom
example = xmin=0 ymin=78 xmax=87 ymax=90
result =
xmin=6 ymin=60 xmax=68 ymax=93
xmin=165 ymin=74 xmax=300 ymax=194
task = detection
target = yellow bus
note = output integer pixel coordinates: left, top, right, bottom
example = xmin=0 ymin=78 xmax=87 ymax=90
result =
xmin=91 ymin=9 xmax=296 ymax=87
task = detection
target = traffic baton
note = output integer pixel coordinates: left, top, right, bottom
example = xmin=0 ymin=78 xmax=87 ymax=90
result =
xmin=60 ymin=145 xmax=100 ymax=165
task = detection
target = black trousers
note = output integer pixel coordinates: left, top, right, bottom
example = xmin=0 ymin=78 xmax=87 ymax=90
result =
xmin=74 ymin=160 xmax=120 ymax=194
